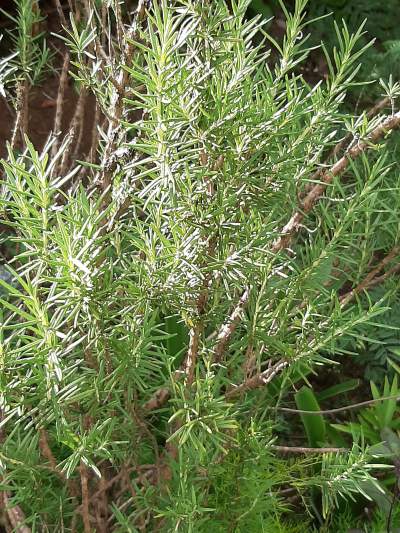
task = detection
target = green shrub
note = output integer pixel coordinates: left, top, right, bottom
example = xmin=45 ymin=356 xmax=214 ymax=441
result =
xmin=1 ymin=0 xmax=400 ymax=530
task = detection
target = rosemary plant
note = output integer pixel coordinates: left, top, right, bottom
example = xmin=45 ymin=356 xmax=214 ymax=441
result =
xmin=1 ymin=0 xmax=400 ymax=530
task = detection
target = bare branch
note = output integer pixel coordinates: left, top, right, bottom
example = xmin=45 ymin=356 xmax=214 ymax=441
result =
xmin=225 ymin=360 xmax=288 ymax=399
xmin=52 ymin=51 xmax=70 ymax=161
xmin=79 ymin=461 xmax=91 ymax=533
xmin=184 ymin=323 xmax=201 ymax=388
xmin=60 ymin=88 xmax=88 ymax=174
xmin=2 ymin=493 xmax=31 ymax=533
xmin=142 ymin=386 xmax=171 ymax=412
xmin=271 ymin=445 xmax=347 ymax=454
xmin=10 ymin=80 xmax=29 ymax=151
xmin=213 ymin=287 xmax=250 ymax=363
xmin=279 ymin=394 xmax=400 ymax=415
xmin=0 ymin=412 xmax=31 ymax=533
xmin=53 ymin=0 xmax=68 ymax=27
xmin=303 ymin=96 xmax=391 ymax=196
xmin=99 ymin=1 xmax=148 ymax=194
xmin=339 ymin=246 xmax=400 ymax=307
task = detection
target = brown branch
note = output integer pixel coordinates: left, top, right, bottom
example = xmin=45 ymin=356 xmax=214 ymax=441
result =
xmin=278 ymin=394 xmax=400 ymax=415
xmin=52 ymin=51 xmax=70 ymax=161
xmin=271 ymin=445 xmax=347 ymax=454
xmin=242 ymin=342 xmax=256 ymax=380
xmin=89 ymin=102 xmax=101 ymax=164
xmin=38 ymin=428 xmax=80 ymax=497
xmin=303 ymin=96 xmax=391 ymax=196
xmin=230 ymin=246 xmax=399 ymax=400
xmin=53 ymin=0 xmax=68 ymax=27
xmin=213 ymin=287 xmax=250 ymax=363
xmin=73 ymin=465 xmax=138 ymax=516
xmin=225 ymin=360 xmax=288 ymax=399
xmin=142 ymin=386 xmax=171 ymax=412
xmin=99 ymin=0 xmax=148 ymax=194
xmin=366 ymin=96 xmax=392 ymax=119
xmin=60 ymin=88 xmax=88 ymax=174
xmin=183 ymin=324 xmax=201 ymax=388
xmin=94 ymin=466 xmax=108 ymax=533
xmin=142 ymin=108 xmax=400 ymax=414
xmin=144 ymin=154 xmax=220 ymax=409
xmin=0 ymin=412 xmax=31 ymax=533
xmin=367 ymin=262 xmax=400 ymax=289
xmin=39 ymin=428 xmax=64 ymax=480
xmin=1 ymin=493 xmax=31 ymax=533
xmin=182 ymin=155 xmax=218 ymax=385
xmin=10 ymin=80 xmax=29 ymax=151
xmin=339 ymin=246 xmax=400 ymax=307
xmin=79 ymin=461 xmax=91 ymax=533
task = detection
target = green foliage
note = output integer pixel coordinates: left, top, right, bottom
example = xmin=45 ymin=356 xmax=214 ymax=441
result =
xmin=318 ymin=443 xmax=388 ymax=519
xmin=346 ymin=293 xmax=400 ymax=382
xmin=249 ymin=0 xmax=274 ymax=20
xmin=295 ymin=386 xmax=326 ymax=447
xmin=0 ymin=0 xmax=50 ymax=84
xmin=306 ymin=0 xmax=400 ymax=101
xmin=333 ymin=377 xmax=400 ymax=443
xmin=1 ymin=0 xmax=400 ymax=530
xmin=316 ymin=379 xmax=360 ymax=402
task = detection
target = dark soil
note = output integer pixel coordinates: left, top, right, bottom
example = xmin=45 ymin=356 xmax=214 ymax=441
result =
xmin=0 ymin=0 xmax=96 ymax=159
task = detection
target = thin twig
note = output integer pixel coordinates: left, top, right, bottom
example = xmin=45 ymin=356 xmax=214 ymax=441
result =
xmin=225 ymin=360 xmax=288 ymax=399
xmin=142 ymin=386 xmax=171 ymax=412
xmin=182 ymin=154 xmax=218 ymax=385
xmin=53 ymin=0 xmax=68 ymax=27
xmin=271 ymin=445 xmax=347 ymax=454
xmin=0 ymin=412 xmax=31 ymax=533
xmin=60 ymin=88 xmax=88 ymax=174
xmin=38 ymin=428 xmax=80 ymax=498
xmin=243 ymin=342 xmax=256 ymax=380
xmin=2 ymin=493 xmax=31 ymax=533
xmin=10 ymin=80 xmax=29 ymax=151
xmin=213 ymin=287 xmax=250 ymax=363
xmin=89 ymin=102 xmax=101 ymax=163
xmin=99 ymin=0 xmax=148 ymax=194
xmin=79 ymin=461 xmax=91 ymax=533
xmin=339 ymin=246 xmax=400 ymax=307
xmin=94 ymin=465 xmax=108 ymax=533
xmin=274 ymin=111 xmax=400 ymax=252
xmin=184 ymin=323 xmax=201 ymax=387
xmin=39 ymin=428 xmax=64 ymax=480
xmin=74 ymin=465 xmax=138 ymax=515
xmin=52 ymin=51 xmax=70 ymax=161
xmin=367 ymin=262 xmax=400 ymax=289
xmin=303 ymin=96 xmax=391 ymax=195
xmin=278 ymin=394 xmax=400 ymax=415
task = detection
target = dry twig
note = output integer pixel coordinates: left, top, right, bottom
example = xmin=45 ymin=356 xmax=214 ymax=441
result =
xmin=339 ymin=245 xmax=400 ymax=306
xmin=271 ymin=445 xmax=347 ymax=454
xmin=10 ymin=80 xmax=29 ymax=151
xmin=79 ymin=461 xmax=91 ymax=533
xmin=225 ymin=360 xmax=288 ymax=399
xmin=52 ymin=51 xmax=70 ymax=161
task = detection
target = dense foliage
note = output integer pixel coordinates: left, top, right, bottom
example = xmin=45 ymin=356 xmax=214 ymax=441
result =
xmin=1 ymin=0 xmax=400 ymax=531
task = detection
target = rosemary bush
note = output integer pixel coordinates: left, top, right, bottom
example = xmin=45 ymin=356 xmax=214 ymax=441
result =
xmin=1 ymin=0 xmax=400 ymax=530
